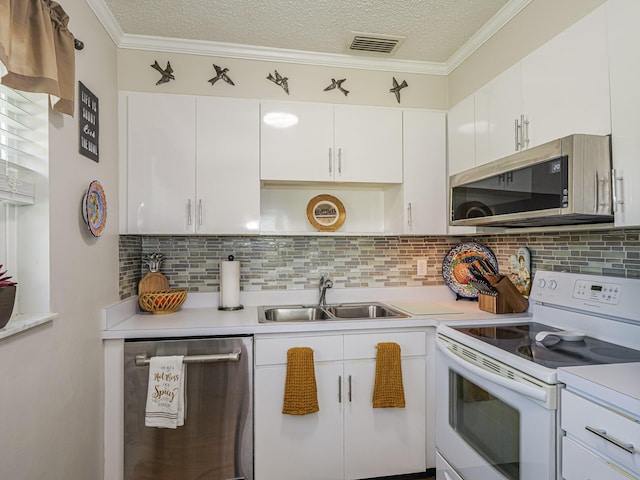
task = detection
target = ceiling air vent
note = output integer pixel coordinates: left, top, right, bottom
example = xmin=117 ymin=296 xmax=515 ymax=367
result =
xmin=348 ymin=32 xmax=406 ymax=56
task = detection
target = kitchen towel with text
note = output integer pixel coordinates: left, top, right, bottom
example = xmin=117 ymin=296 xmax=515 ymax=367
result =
xmin=372 ymin=342 xmax=405 ymax=408
xmin=145 ymin=355 xmax=186 ymax=428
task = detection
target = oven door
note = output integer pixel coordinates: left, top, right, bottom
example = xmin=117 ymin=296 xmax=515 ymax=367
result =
xmin=435 ymin=336 xmax=557 ymax=480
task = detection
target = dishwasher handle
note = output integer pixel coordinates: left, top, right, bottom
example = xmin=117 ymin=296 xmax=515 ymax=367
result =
xmin=135 ymin=350 xmax=241 ymax=366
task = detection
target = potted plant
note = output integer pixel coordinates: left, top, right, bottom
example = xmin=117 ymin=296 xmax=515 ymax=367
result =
xmin=0 ymin=265 xmax=17 ymax=329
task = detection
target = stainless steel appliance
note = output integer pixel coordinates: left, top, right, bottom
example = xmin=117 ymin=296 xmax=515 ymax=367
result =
xmin=449 ymin=134 xmax=613 ymax=227
xmin=435 ymin=271 xmax=640 ymax=480
xmin=123 ymin=336 xmax=253 ymax=480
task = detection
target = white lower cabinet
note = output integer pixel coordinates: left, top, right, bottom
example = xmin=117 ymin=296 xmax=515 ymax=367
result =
xmin=254 ymin=331 xmax=427 ymax=480
xmin=561 ymin=388 xmax=640 ymax=479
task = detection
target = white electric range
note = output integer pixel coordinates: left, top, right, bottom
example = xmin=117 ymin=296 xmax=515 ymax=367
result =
xmin=435 ymin=270 xmax=640 ymax=480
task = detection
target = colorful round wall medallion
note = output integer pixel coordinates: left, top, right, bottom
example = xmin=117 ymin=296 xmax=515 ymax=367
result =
xmin=82 ymin=180 xmax=107 ymax=237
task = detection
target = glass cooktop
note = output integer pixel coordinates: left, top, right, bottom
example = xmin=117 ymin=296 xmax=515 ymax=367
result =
xmin=453 ymin=322 xmax=640 ymax=369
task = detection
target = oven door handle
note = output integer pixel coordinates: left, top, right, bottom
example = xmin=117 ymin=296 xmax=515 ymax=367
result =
xmin=436 ymin=338 xmax=548 ymax=404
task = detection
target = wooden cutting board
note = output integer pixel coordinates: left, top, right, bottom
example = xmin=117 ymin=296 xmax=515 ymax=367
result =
xmin=138 ymin=271 xmax=169 ymax=295
xmin=390 ymin=301 xmax=461 ymax=315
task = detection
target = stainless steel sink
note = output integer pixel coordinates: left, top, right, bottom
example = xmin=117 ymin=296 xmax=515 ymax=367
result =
xmin=326 ymin=304 xmax=405 ymax=319
xmin=260 ymin=306 xmax=332 ymax=322
xmin=258 ymin=302 xmax=408 ymax=323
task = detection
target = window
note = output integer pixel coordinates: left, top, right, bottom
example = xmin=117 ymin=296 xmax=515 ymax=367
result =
xmin=0 ymin=84 xmax=50 ymax=318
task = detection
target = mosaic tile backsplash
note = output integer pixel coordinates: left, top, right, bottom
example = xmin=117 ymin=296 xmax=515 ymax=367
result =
xmin=119 ymin=228 xmax=640 ymax=299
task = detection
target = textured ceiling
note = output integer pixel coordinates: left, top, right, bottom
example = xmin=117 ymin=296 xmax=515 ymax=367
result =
xmin=101 ymin=0 xmax=510 ymax=63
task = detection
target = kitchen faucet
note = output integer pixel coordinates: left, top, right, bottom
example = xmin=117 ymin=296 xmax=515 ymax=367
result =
xmin=318 ymin=275 xmax=333 ymax=307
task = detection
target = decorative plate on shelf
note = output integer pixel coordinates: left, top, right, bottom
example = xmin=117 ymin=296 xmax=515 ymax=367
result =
xmin=82 ymin=180 xmax=107 ymax=237
xmin=306 ymin=194 xmax=346 ymax=232
xmin=442 ymin=242 xmax=499 ymax=298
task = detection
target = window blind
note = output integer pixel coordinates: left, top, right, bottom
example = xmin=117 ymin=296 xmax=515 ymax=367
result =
xmin=0 ymin=85 xmax=47 ymax=204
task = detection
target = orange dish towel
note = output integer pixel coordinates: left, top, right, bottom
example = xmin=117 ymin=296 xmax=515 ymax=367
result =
xmin=282 ymin=347 xmax=320 ymax=415
xmin=372 ymin=342 xmax=406 ymax=408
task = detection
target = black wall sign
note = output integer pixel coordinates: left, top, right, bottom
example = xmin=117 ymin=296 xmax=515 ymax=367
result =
xmin=79 ymin=81 xmax=99 ymax=162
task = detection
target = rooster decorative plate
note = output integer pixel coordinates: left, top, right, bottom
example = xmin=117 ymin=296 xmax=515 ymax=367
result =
xmin=442 ymin=242 xmax=498 ymax=298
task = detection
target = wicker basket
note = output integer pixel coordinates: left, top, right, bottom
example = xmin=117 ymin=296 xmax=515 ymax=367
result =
xmin=139 ymin=289 xmax=187 ymax=314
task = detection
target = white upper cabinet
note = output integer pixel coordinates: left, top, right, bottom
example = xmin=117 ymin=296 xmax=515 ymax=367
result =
xmin=450 ymin=4 xmax=611 ymax=173
xmin=608 ymin=0 xmax=640 ymax=227
xmin=127 ymin=93 xmax=197 ymax=234
xmin=260 ymin=102 xmax=334 ymax=182
xmin=260 ymin=101 xmax=403 ymax=184
xmin=521 ymin=4 xmax=610 ymax=147
xmin=474 ymin=62 xmax=524 ymax=166
xmin=125 ymin=93 xmax=260 ymax=234
xmin=401 ymin=109 xmax=447 ymax=234
xmin=447 ymin=95 xmax=476 ymax=176
xmin=334 ymin=105 xmax=403 ymax=183
xmin=196 ymin=97 xmax=261 ymax=234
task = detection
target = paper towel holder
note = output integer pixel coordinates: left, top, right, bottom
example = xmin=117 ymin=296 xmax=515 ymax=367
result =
xmin=218 ymin=255 xmax=244 ymax=311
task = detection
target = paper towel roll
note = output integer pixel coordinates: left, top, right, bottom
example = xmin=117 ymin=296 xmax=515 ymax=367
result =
xmin=220 ymin=259 xmax=241 ymax=309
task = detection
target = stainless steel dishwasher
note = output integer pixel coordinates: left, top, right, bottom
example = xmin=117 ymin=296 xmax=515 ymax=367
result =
xmin=123 ymin=336 xmax=253 ymax=480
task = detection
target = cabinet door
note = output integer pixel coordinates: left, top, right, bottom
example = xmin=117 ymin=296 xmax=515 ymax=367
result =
xmin=127 ymin=94 xmax=196 ymax=234
xmin=254 ymin=363 xmax=344 ymax=480
xmin=343 ymin=357 xmax=426 ymax=479
xmin=608 ymin=0 xmax=640 ymax=227
xmin=447 ymin=95 xmax=476 ymax=176
xmin=196 ymin=97 xmax=260 ymax=233
xmin=446 ymin=96 xmax=477 ymax=235
xmin=475 ymin=62 xmax=524 ymax=165
xmin=260 ymin=102 xmax=334 ymax=182
xmin=521 ymin=5 xmax=610 ymax=148
xmin=334 ymin=105 xmax=403 ymax=183
xmin=402 ymin=109 xmax=447 ymax=234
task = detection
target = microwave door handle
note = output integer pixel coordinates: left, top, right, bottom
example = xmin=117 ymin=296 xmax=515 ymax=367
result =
xmin=436 ymin=338 xmax=547 ymax=404
xmin=595 ymin=171 xmax=600 ymax=213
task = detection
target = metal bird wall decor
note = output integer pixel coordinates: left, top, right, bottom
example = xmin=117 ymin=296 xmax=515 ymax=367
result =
xmin=208 ymin=64 xmax=235 ymax=86
xmin=267 ymin=70 xmax=290 ymax=95
xmin=324 ymin=78 xmax=349 ymax=96
xmin=150 ymin=60 xmax=175 ymax=85
xmin=390 ymin=77 xmax=408 ymax=103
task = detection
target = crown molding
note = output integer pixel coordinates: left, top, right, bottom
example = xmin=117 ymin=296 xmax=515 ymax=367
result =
xmin=445 ymin=0 xmax=533 ymax=73
xmin=118 ymin=34 xmax=448 ymax=75
xmin=87 ymin=0 xmax=531 ymax=76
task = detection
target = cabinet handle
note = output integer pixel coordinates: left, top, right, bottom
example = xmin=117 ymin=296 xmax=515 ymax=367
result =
xmin=521 ymin=114 xmax=529 ymax=148
xmin=612 ymin=169 xmax=624 ymax=212
xmin=338 ymin=375 xmax=342 ymax=403
xmin=329 ymin=148 xmax=333 ymax=175
xmin=198 ymin=199 xmax=203 ymax=226
xmin=187 ymin=199 xmax=192 ymax=226
xmin=407 ymin=202 xmax=413 ymax=227
xmin=514 ymin=118 xmax=521 ymax=151
xmin=348 ymin=375 xmax=352 ymax=402
xmin=585 ymin=425 xmax=635 ymax=454
xmin=338 ymin=148 xmax=342 ymax=175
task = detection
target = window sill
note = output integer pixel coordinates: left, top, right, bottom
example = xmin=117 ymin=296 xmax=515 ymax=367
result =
xmin=0 ymin=313 xmax=58 ymax=341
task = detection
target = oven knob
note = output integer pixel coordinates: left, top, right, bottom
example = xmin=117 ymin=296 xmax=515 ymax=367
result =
xmin=537 ymin=279 xmax=546 ymax=288
xmin=548 ymin=280 xmax=558 ymax=290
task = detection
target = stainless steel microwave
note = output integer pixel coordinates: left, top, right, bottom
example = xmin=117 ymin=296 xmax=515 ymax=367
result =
xmin=449 ymin=134 xmax=613 ymax=227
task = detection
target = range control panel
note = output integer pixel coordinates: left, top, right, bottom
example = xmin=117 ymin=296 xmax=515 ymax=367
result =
xmin=530 ymin=271 xmax=636 ymax=320
xmin=572 ymin=279 xmax=621 ymax=305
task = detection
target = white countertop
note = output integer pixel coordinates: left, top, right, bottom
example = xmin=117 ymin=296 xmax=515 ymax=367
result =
xmin=102 ymin=286 xmax=532 ymax=339
xmin=558 ymin=363 xmax=640 ymax=416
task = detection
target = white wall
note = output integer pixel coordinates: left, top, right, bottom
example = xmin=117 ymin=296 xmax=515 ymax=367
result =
xmin=0 ymin=0 xmax=119 ymax=478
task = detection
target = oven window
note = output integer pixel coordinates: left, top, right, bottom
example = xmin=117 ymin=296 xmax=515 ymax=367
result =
xmin=449 ymin=370 xmax=520 ymax=479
